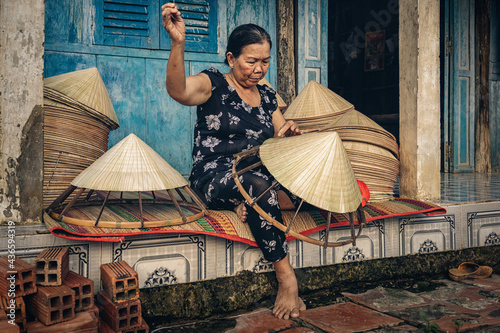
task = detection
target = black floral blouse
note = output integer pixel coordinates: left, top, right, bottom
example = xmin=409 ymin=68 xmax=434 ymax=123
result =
xmin=189 ymin=67 xmax=278 ymax=192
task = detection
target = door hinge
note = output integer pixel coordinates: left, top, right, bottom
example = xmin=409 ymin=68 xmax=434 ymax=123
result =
xmin=446 ymin=37 xmax=453 ymax=56
xmin=445 ymin=143 xmax=452 ymax=163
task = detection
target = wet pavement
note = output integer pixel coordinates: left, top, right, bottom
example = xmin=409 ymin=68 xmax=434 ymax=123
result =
xmin=151 ymin=274 xmax=500 ymax=333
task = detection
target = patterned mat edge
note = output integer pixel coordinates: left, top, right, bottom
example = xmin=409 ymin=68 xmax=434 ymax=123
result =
xmin=43 ymin=198 xmax=447 ymax=245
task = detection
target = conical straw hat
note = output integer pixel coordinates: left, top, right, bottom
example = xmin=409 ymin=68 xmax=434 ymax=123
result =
xmin=283 ymin=80 xmax=354 ymax=120
xmin=44 ymin=67 xmax=119 ymax=127
xmin=71 ymin=133 xmax=188 ymax=191
xmin=330 ymin=109 xmax=386 ymax=131
xmin=258 ymin=77 xmax=287 ymax=109
xmin=259 ymin=131 xmax=362 ymax=213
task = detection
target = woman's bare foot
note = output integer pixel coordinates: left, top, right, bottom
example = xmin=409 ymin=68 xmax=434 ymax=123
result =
xmin=234 ymin=202 xmax=247 ymax=222
xmin=272 ymin=255 xmax=306 ymax=319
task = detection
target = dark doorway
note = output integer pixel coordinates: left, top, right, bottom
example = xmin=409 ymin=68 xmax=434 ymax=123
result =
xmin=328 ymin=0 xmax=400 ymax=141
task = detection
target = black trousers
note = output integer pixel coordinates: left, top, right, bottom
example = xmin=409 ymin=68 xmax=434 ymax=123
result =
xmin=202 ymin=166 xmax=299 ymax=262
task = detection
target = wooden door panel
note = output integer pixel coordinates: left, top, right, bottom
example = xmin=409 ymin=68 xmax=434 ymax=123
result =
xmin=448 ymin=0 xmax=475 ymax=172
xmin=297 ymin=0 xmax=328 ymax=91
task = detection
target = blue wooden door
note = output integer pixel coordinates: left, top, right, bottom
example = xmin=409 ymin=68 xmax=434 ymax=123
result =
xmin=445 ymin=0 xmax=475 ymax=172
xmin=44 ymin=0 xmax=277 ymax=177
xmin=296 ymin=0 xmax=329 ymax=91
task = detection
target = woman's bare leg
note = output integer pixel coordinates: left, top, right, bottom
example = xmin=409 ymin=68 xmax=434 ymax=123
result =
xmin=272 ymin=254 xmax=306 ymax=319
xmin=277 ymin=190 xmax=295 ymax=210
xmin=234 ymin=202 xmax=247 ymax=222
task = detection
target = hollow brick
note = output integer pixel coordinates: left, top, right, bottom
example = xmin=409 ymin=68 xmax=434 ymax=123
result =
xmin=63 ymin=271 xmax=94 ymax=312
xmin=0 ymin=256 xmax=36 ymax=298
xmin=100 ymin=261 xmax=139 ymax=303
xmin=25 ymin=284 xmax=75 ymax=325
xmin=97 ymin=290 xmax=141 ymax=331
xmin=34 ymin=247 xmax=69 ymax=286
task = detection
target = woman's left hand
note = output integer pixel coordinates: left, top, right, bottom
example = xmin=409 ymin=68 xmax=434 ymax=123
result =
xmin=277 ymin=120 xmax=302 ymax=137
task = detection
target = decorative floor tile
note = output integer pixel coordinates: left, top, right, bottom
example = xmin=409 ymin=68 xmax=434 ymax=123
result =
xmin=342 ymin=277 xmax=500 ymax=332
xmin=298 ymin=302 xmax=403 ymax=333
xmin=224 ymin=308 xmax=295 ymax=333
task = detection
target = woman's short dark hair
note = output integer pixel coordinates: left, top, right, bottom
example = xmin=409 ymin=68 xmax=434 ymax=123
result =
xmin=225 ymin=24 xmax=272 ymax=65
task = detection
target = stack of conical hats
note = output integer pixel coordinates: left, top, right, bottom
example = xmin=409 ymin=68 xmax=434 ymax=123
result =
xmin=283 ymin=80 xmax=354 ymax=131
xmin=43 ymin=67 xmax=119 ymax=208
xmin=260 ymin=131 xmax=362 ymax=213
xmin=258 ymin=77 xmax=287 ymax=110
xmin=47 ymin=134 xmax=206 ymax=228
xmin=322 ymin=110 xmax=399 ymax=202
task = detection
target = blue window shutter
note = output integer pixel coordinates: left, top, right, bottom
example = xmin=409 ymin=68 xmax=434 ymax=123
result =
xmin=95 ymin=0 xmax=159 ymax=49
xmin=160 ymin=0 xmax=218 ymax=53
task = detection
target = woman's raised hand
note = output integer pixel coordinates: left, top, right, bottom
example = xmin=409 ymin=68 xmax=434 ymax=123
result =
xmin=162 ymin=3 xmax=185 ymax=44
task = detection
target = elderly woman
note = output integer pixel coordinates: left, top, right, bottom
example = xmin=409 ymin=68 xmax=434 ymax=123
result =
xmin=162 ymin=3 xmax=305 ymax=319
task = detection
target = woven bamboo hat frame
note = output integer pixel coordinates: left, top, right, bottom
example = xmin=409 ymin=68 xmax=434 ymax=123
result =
xmin=46 ymin=134 xmax=208 ymax=228
xmin=258 ymin=77 xmax=287 ymax=110
xmin=232 ymin=131 xmax=366 ymax=248
xmin=283 ymin=80 xmax=354 ymax=121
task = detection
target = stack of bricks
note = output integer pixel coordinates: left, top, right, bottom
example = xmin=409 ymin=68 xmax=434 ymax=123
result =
xmin=0 ymin=256 xmax=37 ymax=332
xmin=98 ymin=261 xmax=149 ymax=333
xmin=22 ymin=247 xmax=98 ymax=332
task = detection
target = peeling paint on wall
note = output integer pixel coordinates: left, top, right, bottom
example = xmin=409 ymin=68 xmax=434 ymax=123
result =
xmin=0 ymin=0 xmax=45 ymax=224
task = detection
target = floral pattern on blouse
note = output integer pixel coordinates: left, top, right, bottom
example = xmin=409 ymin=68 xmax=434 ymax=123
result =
xmin=189 ymin=68 xmax=278 ymax=191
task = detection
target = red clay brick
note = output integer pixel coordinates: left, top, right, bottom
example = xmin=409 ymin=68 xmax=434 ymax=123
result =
xmin=25 ymin=285 xmax=75 ymax=325
xmin=83 ymin=304 xmax=99 ymax=319
xmin=63 ymin=271 xmax=95 ymax=312
xmin=0 ymin=320 xmax=20 ymax=332
xmin=100 ymin=319 xmax=150 ymax=333
xmin=99 ymin=319 xmax=118 ymax=333
xmin=123 ymin=320 xmax=149 ymax=333
xmin=34 ymin=247 xmax=69 ymax=286
xmin=100 ymin=261 xmax=139 ymax=303
xmin=0 ymin=256 xmax=36 ymax=298
xmin=97 ymin=290 xmax=141 ymax=331
xmin=26 ymin=310 xmax=98 ymax=333
xmin=1 ymin=296 xmax=26 ymax=330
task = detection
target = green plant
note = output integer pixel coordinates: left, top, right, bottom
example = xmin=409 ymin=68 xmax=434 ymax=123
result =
xmin=452 ymin=319 xmax=464 ymax=332
xmin=417 ymin=311 xmax=440 ymax=333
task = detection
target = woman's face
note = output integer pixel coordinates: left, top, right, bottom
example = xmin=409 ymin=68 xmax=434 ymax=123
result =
xmin=228 ymin=42 xmax=271 ymax=88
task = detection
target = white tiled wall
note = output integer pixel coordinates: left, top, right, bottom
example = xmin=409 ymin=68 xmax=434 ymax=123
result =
xmin=1 ymin=201 xmax=499 ymax=291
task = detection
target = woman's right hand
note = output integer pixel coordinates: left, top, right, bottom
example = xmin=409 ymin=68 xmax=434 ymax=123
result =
xmin=161 ymin=3 xmax=185 ymax=44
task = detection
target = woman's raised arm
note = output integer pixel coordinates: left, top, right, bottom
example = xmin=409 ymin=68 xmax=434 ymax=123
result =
xmin=162 ymin=3 xmax=211 ymax=106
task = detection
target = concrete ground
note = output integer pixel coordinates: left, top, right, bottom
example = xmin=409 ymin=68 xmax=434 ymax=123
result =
xmin=152 ymin=274 xmax=500 ymax=333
